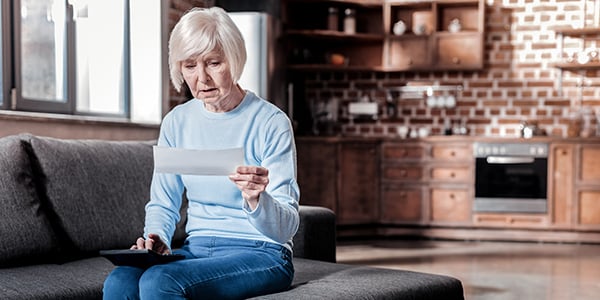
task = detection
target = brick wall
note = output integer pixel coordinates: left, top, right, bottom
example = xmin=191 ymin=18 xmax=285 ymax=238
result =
xmin=302 ymin=0 xmax=600 ymax=138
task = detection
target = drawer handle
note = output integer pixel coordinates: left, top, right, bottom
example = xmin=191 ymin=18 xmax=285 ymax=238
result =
xmin=450 ymin=172 xmax=456 ymax=178
xmin=449 ymin=193 xmax=455 ymax=199
xmin=452 ymin=57 xmax=460 ymax=64
xmin=450 ymin=151 xmax=456 ymax=157
xmin=400 ymin=170 xmax=407 ymax=177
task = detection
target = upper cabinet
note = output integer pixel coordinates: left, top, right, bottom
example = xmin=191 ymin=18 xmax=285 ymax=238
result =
xmin=281 ymin=0 xmax=486 ymax=72
xmin=282 ymin=0 xmax=385 ymax=70
xmin=384 ymin=0 xmax=485 ymax=71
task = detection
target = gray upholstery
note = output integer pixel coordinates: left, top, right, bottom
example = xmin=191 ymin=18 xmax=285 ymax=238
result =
xmin=293 ymin=206 xmax=337 ymax=262
xmin=253 ymin=258 xmax=464 ymax=300
xmin=0 ymin=134 xmax=464 ymax=300
xmin=0 ymin=135 xmax=60 ymax=267
xmin=28 ymin=136 xmax=154 ymax=253
xmin=0 ymin=257 xmax=113 ymax=300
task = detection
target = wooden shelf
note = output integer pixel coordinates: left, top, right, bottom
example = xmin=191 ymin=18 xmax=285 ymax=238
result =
xmin=551 ymin=61 xmax=600 ymax=71
xmin=285 ymin=0 xmax=382 ymax=8
xmin=285 ymin=29 xmax=385 ymax=41
xmin=287 ymin=64 xmax=383 ymax=71
xmin=552 ymin=26 xmax=600 ymax=36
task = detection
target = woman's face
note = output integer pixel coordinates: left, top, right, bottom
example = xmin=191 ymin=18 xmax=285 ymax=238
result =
xmin=181 ymin=50 xmax=241 ymax=112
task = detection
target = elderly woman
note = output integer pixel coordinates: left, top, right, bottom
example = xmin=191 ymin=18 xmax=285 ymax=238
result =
xmin=102 ymin=6 xmax=299 ymax=300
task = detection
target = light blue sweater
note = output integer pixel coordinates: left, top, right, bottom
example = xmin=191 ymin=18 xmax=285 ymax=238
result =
xmin=144 ymin=91 xmax=300 ymax=252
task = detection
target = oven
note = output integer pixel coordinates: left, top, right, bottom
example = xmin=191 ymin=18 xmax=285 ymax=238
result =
xmin=473 ymin=142 xmax=548 ymax=213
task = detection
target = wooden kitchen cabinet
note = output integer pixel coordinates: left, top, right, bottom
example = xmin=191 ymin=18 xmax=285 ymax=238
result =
xmin=576 ymin=144 xmax=600 ymax=228
xmin=383 ymin=0 xmax=485 ymax=71
xmin=550 ymin=143 xmax=600 ymax=229
xmin=296 ymin=139 xmax=338 ymax=211
xmin=380 ymin=140 xmax=473 ymax=225
xmin=427 ymin=143 xmax=473 ymax=225
xmin=549 ymin=143 xmax=575 ymax=227
xmin=338 ymin=141 xmax=380 ymax=224
xmin=282 ymin=0 xmax=384 ymax=70
xmin=281 ymin=0 xmax=485 ymax=72
xmin=381 ymin=184 xmax=424 ymax=223
xmin=296 ymin=138 xmax=380 ymax=226
xmin=380 ymin=141 xmax=428 ymax=224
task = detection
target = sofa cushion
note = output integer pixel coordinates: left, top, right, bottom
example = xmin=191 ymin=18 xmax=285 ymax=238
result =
xmin=252 ymin=258 xmax=465 ymax=300
xmin=28 ymin=136 xmax=155 ymax=253
xmin=0 ymin=134 xmax=61 ymax=267
xmin=0 ymin=257 xmax=113 ymax=300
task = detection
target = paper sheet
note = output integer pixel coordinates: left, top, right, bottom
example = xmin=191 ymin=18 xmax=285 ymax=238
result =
xmin=153 ymin=146 xmax=244 ymax=176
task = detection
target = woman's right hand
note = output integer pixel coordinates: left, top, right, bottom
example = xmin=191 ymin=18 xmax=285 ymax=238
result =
xmin=130 ymin=233 xmax=170 ymax=254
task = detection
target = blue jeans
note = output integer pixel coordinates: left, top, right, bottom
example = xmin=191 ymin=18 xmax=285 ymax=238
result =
xmin=103 ymin=236 xmax=294 ymax=300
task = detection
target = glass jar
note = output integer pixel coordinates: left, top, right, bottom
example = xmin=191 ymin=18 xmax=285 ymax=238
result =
xmin=327 ymin=7 xmax=338 ymax=31
xmin=343 ymin=8 xmax=356 ymax=34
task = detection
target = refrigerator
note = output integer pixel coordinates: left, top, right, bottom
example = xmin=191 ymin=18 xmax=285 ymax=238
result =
xmin=228 ymin=11 xmax=285 ymax=111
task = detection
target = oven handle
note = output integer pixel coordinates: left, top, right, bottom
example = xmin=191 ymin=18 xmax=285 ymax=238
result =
xmin=486 ymin=156 xmax=535 ymax=164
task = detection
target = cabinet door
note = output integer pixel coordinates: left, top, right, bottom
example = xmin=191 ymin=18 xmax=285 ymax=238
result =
xmin=388 ymin=37 xmax=430 ymax=69
xmin=550 ymin=144 xmax=574 ymax=226
xmin=579 ymin=146 xmax=600 ymax=183
xmin=578 ymin=190 xmax=600 ymax=226
xmin=296 ymin=141 xmax=337 ymax=211
xmin=338 ymin=142 xmax=379 ymax=224
xmin=380 ymin=185 xmax=423 ymax=223
xmin=434 ymin=34 xmax=483 ymax=69
xmin=430 ymin=188 xmax=471 ymax=223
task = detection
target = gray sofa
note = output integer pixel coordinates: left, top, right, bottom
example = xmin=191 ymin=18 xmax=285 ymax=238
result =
xmin=0 ymin=133 xmax=464 ymax=299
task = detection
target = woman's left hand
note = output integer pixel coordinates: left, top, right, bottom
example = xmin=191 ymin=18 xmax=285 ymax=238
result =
xmin=229 ymin=166 xmax=269 ymax=209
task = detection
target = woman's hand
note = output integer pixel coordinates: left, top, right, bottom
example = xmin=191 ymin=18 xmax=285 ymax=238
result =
xmin=130 ymin=233 xmax=170 ymax=254
xmin=229 ymin=166 xmax=269 ymax=210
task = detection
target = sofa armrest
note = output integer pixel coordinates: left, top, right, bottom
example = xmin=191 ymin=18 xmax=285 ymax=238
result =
xmin=292 ymin=205 xmax=336 ymax=263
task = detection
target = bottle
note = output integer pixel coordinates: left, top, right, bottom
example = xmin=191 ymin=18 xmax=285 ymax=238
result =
xmin=327 ymin=7 xmax=338 ymax=31
xmin=343 ymin=8 xmax=356 ymax=34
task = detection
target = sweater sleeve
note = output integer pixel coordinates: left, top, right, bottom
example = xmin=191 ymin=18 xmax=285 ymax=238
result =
xmin=243 ymin=113 xmax=300 ymax=244
xmin=143 ymin=113 xmax=184 ymax=248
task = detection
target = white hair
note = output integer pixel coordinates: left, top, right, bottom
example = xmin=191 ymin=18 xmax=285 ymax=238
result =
xmin=168 ymin=7 xmax=247 ymax=92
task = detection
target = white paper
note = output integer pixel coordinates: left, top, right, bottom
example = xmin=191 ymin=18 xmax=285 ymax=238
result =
xmin=153 ymin=146 xmax=244 ymax=176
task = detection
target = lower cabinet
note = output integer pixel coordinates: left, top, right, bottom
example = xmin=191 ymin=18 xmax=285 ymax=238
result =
xmin=380 ymin=184 xmax=424 ymax=224
xmin=296 ymin=139 xmax=337 ymax=211
xmin=337 ymin=141 xmax=379 ymax=225
xmin=551 ymin=143 xmax=600 ymax=230
xmin=296 ymin=138 xmax=380 ymax=225
xmin=298 ymin=137 xmax=600 ymax=242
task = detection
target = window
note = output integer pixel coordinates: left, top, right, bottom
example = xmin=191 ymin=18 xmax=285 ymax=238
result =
xmin=2 ymin=0 xmax=164 ymax=124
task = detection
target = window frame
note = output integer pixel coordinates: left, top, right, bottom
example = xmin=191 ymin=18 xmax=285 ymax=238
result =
xmin=1 ymin=0 xmax=11 ymax=110
xmin=12 ymin=0 xmax=132 ymax=118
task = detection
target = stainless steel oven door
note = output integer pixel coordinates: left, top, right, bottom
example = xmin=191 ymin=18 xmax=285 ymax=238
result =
xmin=474 ymin=155 xmax=547 ymax=213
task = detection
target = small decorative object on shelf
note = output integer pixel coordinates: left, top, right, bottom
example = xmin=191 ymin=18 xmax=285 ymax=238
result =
xmin=393 ymin=20 xmax=406 ymax=36
xmin=343 ymin=8 xmax=356 ymax=34
xmin=448 ymin=18 xmax=461 ymax=33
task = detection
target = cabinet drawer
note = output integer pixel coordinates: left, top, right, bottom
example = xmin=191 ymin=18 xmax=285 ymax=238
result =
xmin=431 ymin=166 xmax=471 ymax=182
xmin=383 ymin=144 xmax=426 ymax=160
xmin=383 ymin=165 xmax=424 ymax=181
xmin=431 ymin=144 xmax=472 ymax=160
xmin=430 ymin=188 xmax=470 ymax=222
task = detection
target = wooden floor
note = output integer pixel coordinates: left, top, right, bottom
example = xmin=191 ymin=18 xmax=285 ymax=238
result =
xmin=336 ymin=239 xmax=600 ymax=300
